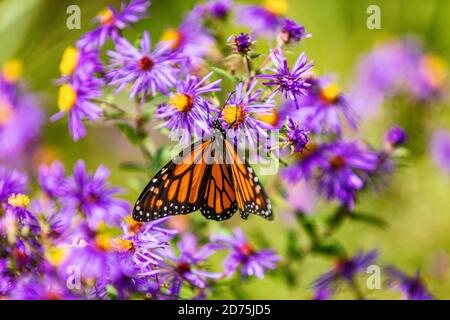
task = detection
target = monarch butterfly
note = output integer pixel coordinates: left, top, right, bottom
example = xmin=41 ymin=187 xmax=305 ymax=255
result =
xmin=132 ymin=119 xmax=273 ymax=222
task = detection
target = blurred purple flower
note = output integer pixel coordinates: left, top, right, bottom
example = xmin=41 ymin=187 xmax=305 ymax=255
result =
xmin=385 ymin=125 xmax=408 ymax=148
xmin=211 ymin=228 xmax=280 ymax=279
xmin=313 ymin=250 xmax=378 ymax=294
xmin=205 ymin=0 xmax=233 ymax=19
xmin=156 ymin=72 xmax=221 ymax=143
xmin=431 ymin=130 xmax=450 ymax=174
xmin=280 ymin=18 xmax=310 ymax=45
xmin=295 ymin=76 xmax=357 ymax=136
xmin=219 ymin=81 xmax=274 ymax=146
xmin=316 ymin=141 xmax=379 ymax=208
xmin=61 ymin=160 xmax=129 ymax=229
xmin=107 ymin=31 xmax=181 ymax=99
xmin=0 ymin=166 xmax=27 ymax=202
xmin=281 ymin=140 xmax=326 ymax=183
xmin=236 ymin=3 xmax=284 ymax=37
xmin=259 ymin=48 xmax=313 ymax=107
xmin=38 ymin=161 xmax=67 ymax=198
xmin=160 ymin=13 xmax=214 ymax=69
xmin=78 ymin=0 xmax=151 ymax=50
xmin=0 ymin=80 xmax=44 ymax=162
xmin=386 ymin=267 xmax=433 ymax=300
xmin=9 ymin=274 xmax=79 ymax=300
xmin=140 ymin=234 xmax=220 ymax=298
xmin=350 ymin=39 xmax=447 ymax=118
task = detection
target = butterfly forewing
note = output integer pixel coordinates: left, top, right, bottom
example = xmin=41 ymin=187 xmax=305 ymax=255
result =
xmin=132 ymin=139 xmax=212 ymax=222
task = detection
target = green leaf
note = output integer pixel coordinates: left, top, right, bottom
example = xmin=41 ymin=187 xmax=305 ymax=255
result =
xmin=209 ymin=66 xmax=238 ymax=83
xmin=313 ymin=239 xmax=346 ymax=257
xmin=286 ymin=229 xmax=302 ymax=260
xmin=349 ymin=212 xmax=387 ymax=229
xmin=115 ymin=122 xmax=144 ymax=144
xmin=296 ymin=212 xmax=319 ymax=244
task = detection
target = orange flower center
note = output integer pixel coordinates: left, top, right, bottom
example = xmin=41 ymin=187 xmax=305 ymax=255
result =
xmin=221 ymin=104 xmax=246 ymax=128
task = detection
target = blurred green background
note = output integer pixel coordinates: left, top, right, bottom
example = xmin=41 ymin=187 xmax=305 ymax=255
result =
xmin=1 ymin=0 xmax=450 ymax=299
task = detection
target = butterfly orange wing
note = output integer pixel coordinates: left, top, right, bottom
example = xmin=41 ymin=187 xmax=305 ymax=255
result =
xmin=132 ymin=139 xmax=212 ymax=222
xmin=224 ymin=139 xmax=273 ymax=220
xmin=199 ymin=145 xmax=238 ymax=221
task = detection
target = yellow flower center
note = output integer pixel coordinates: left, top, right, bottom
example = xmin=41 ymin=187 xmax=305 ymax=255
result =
xmin=264 ymin=0 xmax=287 ymax=16
xmin=59 ymin=47 xmax=79 ymax=76
xmin=320 ymin=83 xmax=341 ymax=105
xmin=160 ymin=28 xmax=183 ymax=49
xmin=95 ymin=233 xmax=113 ymax=252
xmin=114 ymin=238 xmax=135 ymax=253
xmin=97 ymin=7 xmax=115 ymax=26
xmin=2 ymin=59 xmax=23 ymax=83
xmin=45 ymin=245 xmax=67 ymax=266
xmin=421 ymin=54 xmax=448 ymax=89
xmin=169 ymin=93 xmax=194 ymax=112
xmin=258 ymin=109 xmax=279 ymax=127
xmin=8 ymin=193 xmax=30 ymax=208
xmin=221 ymin=104 xmax=246 ymax=127
xmin=0 ymin=100 xmax=14 ymax=126
xmin=58 ymin=84 xmax=77 ymax=112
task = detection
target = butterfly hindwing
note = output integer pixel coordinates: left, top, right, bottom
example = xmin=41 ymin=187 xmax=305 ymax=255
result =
xmin=224 ymin=139 xmax=273 ymax=220
xmin=199 ymin=145 xmax=238 ymax=221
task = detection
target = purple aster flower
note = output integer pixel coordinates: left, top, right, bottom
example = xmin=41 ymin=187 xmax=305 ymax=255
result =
xmin=313 ymin=286 xmax=334 ymax=300
xmin=349 ymin=38 xmax=446 ymax=118
xmin=259 ymin=47 xmax=313 ymax=107
xmin=159 ymin=15 xmax=214 ymax=69
xmin=219 ymin=80 xmax=274 ymax=146
xmin=107 ymin=31 xmax=180 ymax=99
xmin=236 ymin=1 xmax=285 ymax=37
xmin=9 ymin=274 xmax=79 ymax=300
xmin=315 ymin=140 xmax=379 ymax=208
xmin=228 ymin=33 xmax=253 ymax=55
xmin=386 ymin=267 xmax=434 ymax=300
xmin=431 ymin=130 xmax=450 ymax=174
xmin=78 ymin=0 xmax=151 ymax=50
xmin=205 ymin=0 xmax=233 ymax=19
xmin=61 ymin=222 xmax=115 ymax=282
xmin=0 ymin=259 xmax=14 ymax=295
xmin=58 ymin=46 xmax=103 ymax=82
xmin=284 ymin=118 xmax=309 ymax=153
xmin=38 ymin=160 xmax=67 ymax=198
xmin=0 ymin=166 xmax=27 ymax=202
xmin=3 ymin=194 xmax=40 ymax=236
xmin=385 ymin=125 xmax=407 ymax=149
xmin=30 ymin=199 xmax=72 ymax=242
xmin=313 ymin=250 xmax=378 ymax=294
xmin=281 ymin=140 xmax=327 ymax=183
xmin=211 ymin=228 xmax=280 ymax=279
xmin=156 ymin=72 xmax=221 ymax=144
xmin=51 ymin=77 xmax=102 ymax=141
xmin=0 ymin=80 xmax=44 ymax=163
xmin=115 ymin=217 xmax=176 ymax=272
xmin=294 ymin=76 xmax=357 ymax=136
xmin=279 ymin=18 xmax=310 ymax=45
xmin=140 ymin=234 xmax=221 ymax=298
xmin=61 ymin=160 xmax=129 ymax=229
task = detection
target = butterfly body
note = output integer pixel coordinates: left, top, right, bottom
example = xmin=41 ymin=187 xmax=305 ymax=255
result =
xmin=132 ymin=120 xmax=273 ymax=222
